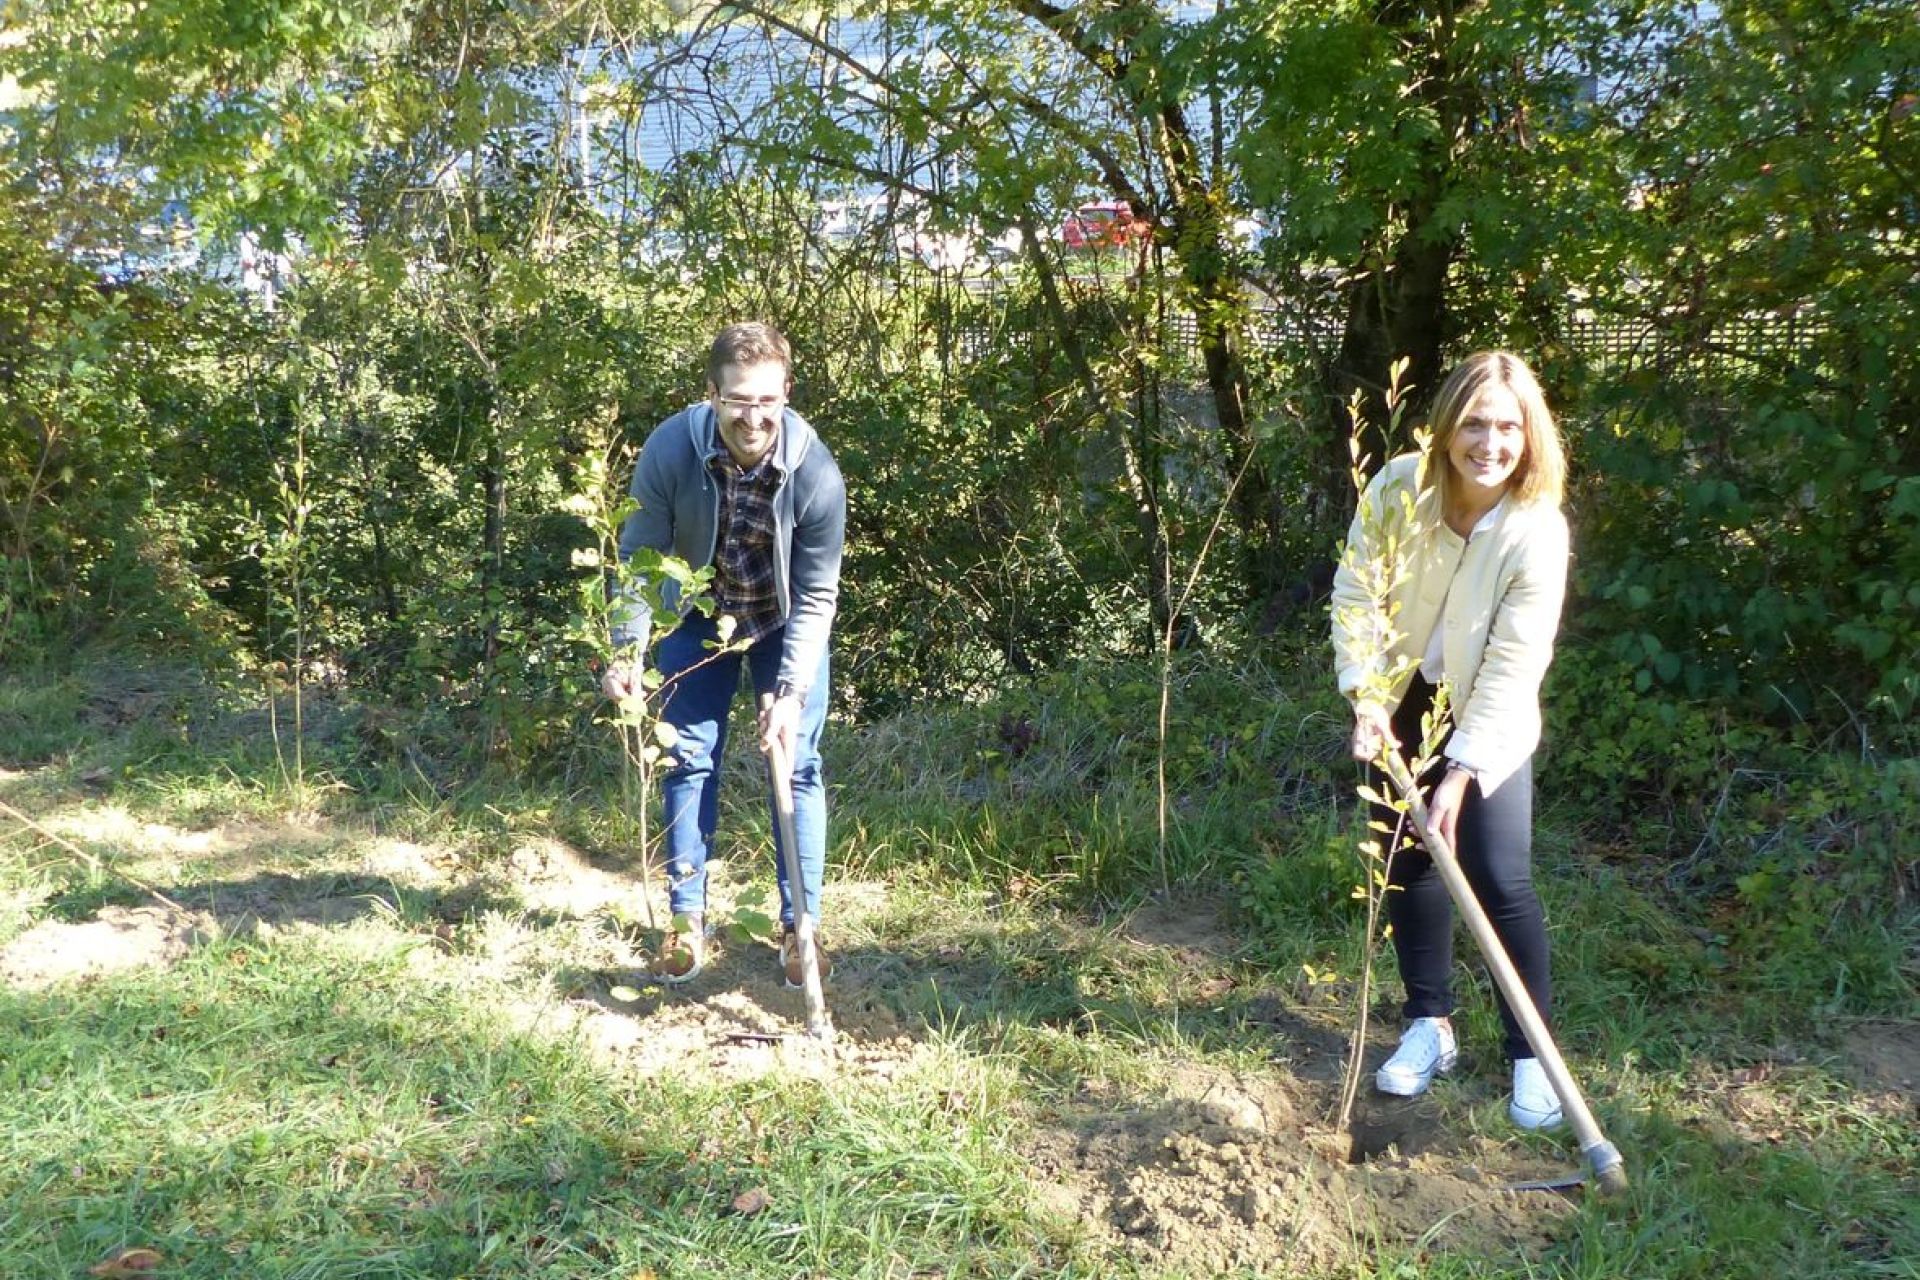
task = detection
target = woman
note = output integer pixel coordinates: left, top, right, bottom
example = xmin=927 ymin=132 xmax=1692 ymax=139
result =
xmin=1330 ymin=351 xmax=1571 ymax=1129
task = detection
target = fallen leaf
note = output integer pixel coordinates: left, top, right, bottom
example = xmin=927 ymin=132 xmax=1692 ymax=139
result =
xmin=731 ymin=1186 xmax=772 ymax=1216
xmin=89 ymin=1247 xmax=164 ymax=1278
xmin=609 ymin=985 xmax=642 ymax=1003
xmin=1193 ymin=975 xmax=1237 ymax=1001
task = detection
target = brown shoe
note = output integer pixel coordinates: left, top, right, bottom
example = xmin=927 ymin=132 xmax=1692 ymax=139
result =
xmin=779 ymin=929 xmax=832 ymax=990
xmin=655 ymin=914 xmax=706 ymax=985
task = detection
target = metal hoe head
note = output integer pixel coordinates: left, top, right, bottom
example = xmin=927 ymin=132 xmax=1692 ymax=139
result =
xmin=1501 ymin=1144 xmax=1630 ymax=1196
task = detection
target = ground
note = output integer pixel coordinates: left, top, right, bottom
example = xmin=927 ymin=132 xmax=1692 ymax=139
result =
xmin=3 ymin=757 xmax=1914 ymax=1279
xmin=0 ymin=790 xmax=1602 ymax=1277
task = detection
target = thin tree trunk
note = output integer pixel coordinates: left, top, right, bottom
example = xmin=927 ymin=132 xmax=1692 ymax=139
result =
xmin=481 ymin=426 xmax=507 ymax=673
xmin=1016 ymin=211 xmax=1179 ymax=638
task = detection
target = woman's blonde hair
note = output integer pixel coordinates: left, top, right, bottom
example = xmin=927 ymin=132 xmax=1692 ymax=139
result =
xmin=1426 ymin=351 xmax=1566 ymax=510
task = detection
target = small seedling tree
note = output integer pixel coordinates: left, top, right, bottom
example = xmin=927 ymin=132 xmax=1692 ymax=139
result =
xmin=1328 ymin=358 xmax=1456 ymax=1132
xmin=564 ymin=441 xmax=772 ymax=975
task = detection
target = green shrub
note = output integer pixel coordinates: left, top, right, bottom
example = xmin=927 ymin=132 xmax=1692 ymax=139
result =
xmin=1712 ymin=758 xmax=1920 ymax=1014
xmin=1540 ymin=645 xmax=1774 ymax=822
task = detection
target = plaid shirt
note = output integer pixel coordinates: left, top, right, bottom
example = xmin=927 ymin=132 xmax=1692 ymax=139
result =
xmin=707 ymin=447 xmax=784 ymax=644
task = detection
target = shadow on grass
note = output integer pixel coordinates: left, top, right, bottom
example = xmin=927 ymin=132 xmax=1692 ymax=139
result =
xmin=0 ymin=935 xmax=1054 ymax=1279
xmin=43 ymin=870 xmax=525 ymax=935
xmin=0 ymin=971 xmax=752 ymax=1275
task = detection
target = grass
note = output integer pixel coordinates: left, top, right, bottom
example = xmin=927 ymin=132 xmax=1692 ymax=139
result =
xmin=0 ymin=915 xmax=1069 ymax=1278
xmin=0 ymin=652 xmax=1915 ymax=1278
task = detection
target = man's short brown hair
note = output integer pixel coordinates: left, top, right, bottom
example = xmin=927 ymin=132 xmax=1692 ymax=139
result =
xmin=707 ymin=322 xmax=792 ymax=388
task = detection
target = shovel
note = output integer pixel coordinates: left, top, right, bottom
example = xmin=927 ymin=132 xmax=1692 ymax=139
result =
xmin=760 ymin=693 xmax=832 ymax=1042
xmin=1381 ymin=749 xmax=1629 ymax=1196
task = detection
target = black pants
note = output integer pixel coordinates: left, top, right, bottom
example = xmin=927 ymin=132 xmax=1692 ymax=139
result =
xmin=1370 ymin=674 xmax=1551 ymax=1061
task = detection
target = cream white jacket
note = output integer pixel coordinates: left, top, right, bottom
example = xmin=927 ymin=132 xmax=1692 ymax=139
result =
xmin=1330 ymin=453 xmax=1570 ymax=795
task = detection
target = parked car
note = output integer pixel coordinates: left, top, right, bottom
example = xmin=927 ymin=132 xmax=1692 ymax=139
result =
xmin=811 ymin=195 xmax=988 ymax=272
xmin=896 ymin=223 xmax=978 ymax=272
xmin=1060 ymin=200 xmax=1151 ymax=251
xmin=980 ymin=225 xmax=1031 ymax=264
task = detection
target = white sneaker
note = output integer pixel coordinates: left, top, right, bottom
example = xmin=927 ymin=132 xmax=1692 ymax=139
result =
xmin=1376 ymin=1017 xmax=1458 ymax=1096
xmin=1510 ymin=1057 xmax=1565 ymax=1130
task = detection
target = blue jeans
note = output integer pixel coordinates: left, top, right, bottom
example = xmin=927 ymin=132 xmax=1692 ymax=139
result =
xmin=654 ymin=614 xmax=829 ymax=929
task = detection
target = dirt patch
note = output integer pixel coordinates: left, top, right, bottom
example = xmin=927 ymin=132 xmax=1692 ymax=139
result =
xmin=360 ymin=837 xmax=461 ymax=886
xmin=1117 ymin=892 xmax=1242 ymax=960
xmin=567 ymin=982 xmax=924 ymax=1088
xmin=1841 ymin=1021 xmax=1920 ymax=1101
xmin=501 ymin=837 xmax=654 ymax=920
xmin=1025 ymin=1066 xmax=1574 ymax=1274
xmin=558 ymin=901 xmax=923 ymax=1086
xmin=0 ymin=904 xmax=211 ymax=990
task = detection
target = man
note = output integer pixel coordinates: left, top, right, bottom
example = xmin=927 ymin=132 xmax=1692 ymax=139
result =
xmin=601 ymin=322 xmax=846 ymax=987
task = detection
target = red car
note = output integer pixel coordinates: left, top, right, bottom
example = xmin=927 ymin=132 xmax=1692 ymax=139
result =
xmin=1061 ymin=200 xmax=1151 ymax=251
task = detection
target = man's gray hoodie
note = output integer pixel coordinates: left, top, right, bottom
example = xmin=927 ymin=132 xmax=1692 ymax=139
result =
xmin=611 ymin=402 xmax=846 ymax=701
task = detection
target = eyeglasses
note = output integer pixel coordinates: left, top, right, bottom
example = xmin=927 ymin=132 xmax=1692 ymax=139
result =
xmin=715 ymin=394 xmax=786 ymax=413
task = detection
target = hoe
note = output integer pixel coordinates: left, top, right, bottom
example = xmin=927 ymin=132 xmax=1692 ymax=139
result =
xmin=1382 ymin=749 xmax=1629 ymax=1196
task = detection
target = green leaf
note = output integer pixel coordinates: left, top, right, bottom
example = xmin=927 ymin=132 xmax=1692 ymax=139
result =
xmin=727 ymin=909 xmax=776 ymax=944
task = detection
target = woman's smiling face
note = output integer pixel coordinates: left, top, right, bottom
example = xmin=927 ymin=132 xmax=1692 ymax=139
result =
xmin=1447 ymin=383 xmax=1527 ymax=500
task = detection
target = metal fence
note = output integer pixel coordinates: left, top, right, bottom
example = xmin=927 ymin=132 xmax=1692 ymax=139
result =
xmin=1562 ymin=313 xmax=1824 ymax=375
xmin=952 ymin=284 xmax=1823 ymax=378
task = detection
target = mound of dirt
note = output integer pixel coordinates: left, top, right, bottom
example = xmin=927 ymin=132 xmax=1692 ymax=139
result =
xmin=562 ymin=920 xmax=925 ymax=1086
xmin=1025 ymin=1067 xmax=1574 ymax=1275
xmin=0 ymin=904 xmax=210 ymax=991
xmin=1841 ymin=1021 xmax=1920 ymax=1102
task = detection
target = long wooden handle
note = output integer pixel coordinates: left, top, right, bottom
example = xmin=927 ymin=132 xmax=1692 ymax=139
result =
xmin=760 ymin=694 xmax=831 ymax=1040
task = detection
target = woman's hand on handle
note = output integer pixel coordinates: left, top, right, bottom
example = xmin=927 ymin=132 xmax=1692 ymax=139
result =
xmin=1350 ymin=701 xmax=1397 ymax=762
xmin=600 ymin=659 xmax=641 ymax=704
xmin=1425 ymin=765 xmax=1472 ymax=852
